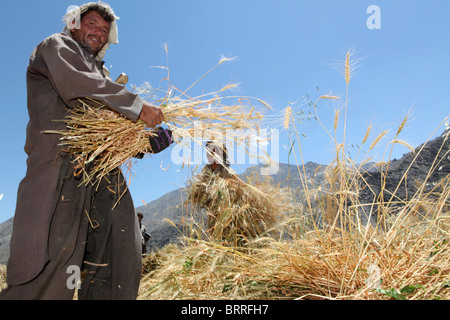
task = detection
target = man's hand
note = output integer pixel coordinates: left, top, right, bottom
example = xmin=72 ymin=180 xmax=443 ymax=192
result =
xmin=149 ymin=127 xmax=173 ymax=154
xmin=134 ymin=127 xmax=173 ymax=158
xmin=139 ymin=102 xmax=164 ymax=128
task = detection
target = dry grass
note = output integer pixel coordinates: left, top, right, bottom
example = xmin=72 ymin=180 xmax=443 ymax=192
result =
xmin=0 ymin=265 xmax=6 ymax=291
xmin=138 ymin=187 xmax=449 ymax=301
xmin=138 ymin=140 xmax=449 ymax=300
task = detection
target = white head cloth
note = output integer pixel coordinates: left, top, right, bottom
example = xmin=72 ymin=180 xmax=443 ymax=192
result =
xmin=62 ymin=1 xmax=119 ymax=61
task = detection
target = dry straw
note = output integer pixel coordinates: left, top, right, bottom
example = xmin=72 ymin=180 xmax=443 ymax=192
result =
xmin=369 ymin=130 xmax=388 ymax=150
xmin=0 ymin=264 xmax=6 ymax=291
xmin=362 ymin=124 xmax=372 ymax=145
xmin=345 ymin=51 xmax=351 ymax=85
xmin=137 ymin=119 xmax=450 ymax=300
xmin=139 ymin=179 xmax=450 ymax=300
xmin=45 ymin=98 xmax=157 ymax=186
xmin=45 ymin=55 xmax=269 ymax=186
xmin=186 ymin=171 xmax=287 ymax=245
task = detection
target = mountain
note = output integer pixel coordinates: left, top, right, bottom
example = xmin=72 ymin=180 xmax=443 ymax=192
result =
xmin=359 ymin=129 xmax=449 ymax=216
xmin=135 ymin=187 xmax=189 ymax=251
xmin=0 ymin=218 xmax=12 ymax=265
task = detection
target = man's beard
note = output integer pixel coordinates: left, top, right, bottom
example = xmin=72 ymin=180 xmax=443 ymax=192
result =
xmin=78 ymin=40 xmax=103 ymax=57
xmin=71 ymin=33 xmax=104 ymax=57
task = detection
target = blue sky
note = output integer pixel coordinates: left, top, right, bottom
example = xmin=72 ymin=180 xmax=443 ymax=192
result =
xmin=0 ymin=0 xmax=449 ymax=224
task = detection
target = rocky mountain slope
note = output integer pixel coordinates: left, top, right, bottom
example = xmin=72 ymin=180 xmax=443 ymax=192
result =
xmin=0 ymin=218 xmax=12 ymax=265
xmin=359 ymin=128 xmax=449 ymax=219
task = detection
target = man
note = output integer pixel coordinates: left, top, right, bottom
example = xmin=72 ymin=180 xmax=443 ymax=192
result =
xmin=202 ymin=140 xmax=232 ymax=178
xmin=137 ymin=212 xmax=151 ymax=255
xmin=0 ymin=2 xmax=168 ymax=300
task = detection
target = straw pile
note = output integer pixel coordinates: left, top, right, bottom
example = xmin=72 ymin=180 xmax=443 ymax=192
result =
xmin=187 ymin=171 xmax=287 ymax=245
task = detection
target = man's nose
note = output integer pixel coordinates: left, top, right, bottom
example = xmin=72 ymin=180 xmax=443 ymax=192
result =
xmin=92 ymin=26 xmax=106 ymax=39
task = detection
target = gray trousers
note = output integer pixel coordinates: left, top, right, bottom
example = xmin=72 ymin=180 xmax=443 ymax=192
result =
xmin=0 ymin=159 xmax=142 ymax=300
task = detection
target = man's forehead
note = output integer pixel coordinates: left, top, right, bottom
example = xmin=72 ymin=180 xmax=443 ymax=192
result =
xmin=207 ymin=144 xmax=224 ymax=153
xmin=82 ymin=10 xmax=111 ymax=26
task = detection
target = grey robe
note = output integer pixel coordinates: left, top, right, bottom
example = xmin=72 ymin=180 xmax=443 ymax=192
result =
xmin=4 ymin=33 xmax=144 ymax=297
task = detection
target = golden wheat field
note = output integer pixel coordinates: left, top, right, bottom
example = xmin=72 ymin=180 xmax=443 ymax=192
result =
xmin=137 ymin=162 xmax=449 ymax=300
xmin=136 ymin=50 xmax=449 ymax=301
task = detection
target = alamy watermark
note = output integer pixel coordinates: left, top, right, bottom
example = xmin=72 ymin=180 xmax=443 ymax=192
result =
xmin=66 ymin=265 xmax=81 ymax=290
xmin=169 ymin=123 xmax=280 ymax=175
xmin=367 ymin=5 xmax=381 ymax=30
xmin=365 ymin=264 xmax=381 ymax=290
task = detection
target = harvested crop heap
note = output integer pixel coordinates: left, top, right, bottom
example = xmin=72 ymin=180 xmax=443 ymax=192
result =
xmin=187 ymin=170 xmax=286 ymax=245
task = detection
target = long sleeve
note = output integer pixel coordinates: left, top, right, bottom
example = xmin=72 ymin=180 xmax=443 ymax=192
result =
xmin=28 ymin=33 xmax=143 ymax=120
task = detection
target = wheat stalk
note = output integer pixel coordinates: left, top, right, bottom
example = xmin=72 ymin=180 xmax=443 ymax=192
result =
xmin=362 ymin=124 xmax=372 ymax=145
xmin=369 ymin=130 xmax=388 ymax=150
xmin=389 ymin=139 xmax=415 ymax=153
xmin=396 ymin=115 xmax=408 ymax=136
xmin=284 ymin=106 xmax=292 ymax=130
xmin=319 ymin=95 xmax=340 ymax=100
xmin=45 ymin=99 xmax=156 ymax=186
xmin=345 ymin=51 xmax=351 ymax=85
xmin=334 ymin=108 xmax=340 ymax=131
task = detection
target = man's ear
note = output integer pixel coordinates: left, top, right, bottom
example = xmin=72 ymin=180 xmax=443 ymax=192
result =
xmin=67 ymin=16 xmax=80 ymax=30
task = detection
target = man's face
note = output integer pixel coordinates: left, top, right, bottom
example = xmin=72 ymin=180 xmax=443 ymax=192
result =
xmin=70 ymin=10 xmax=111 ymax=56
xmin=206 ymin=144 xmax=223 ymax=164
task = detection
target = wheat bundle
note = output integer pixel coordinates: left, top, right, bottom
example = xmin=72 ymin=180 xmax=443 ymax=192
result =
xmin=162 ymin=91 xmax=265 ymax=143
xmin=187 ymin=171 xmax=284 ymax=245
xmin=45 ymin=57 xmax=268 ymax=186
xmin=45 ymin=98 xmax=157 ymax=186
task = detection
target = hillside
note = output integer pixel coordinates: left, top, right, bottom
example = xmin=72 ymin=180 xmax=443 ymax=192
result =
xmin=365 ymin=129 xmax=449 ymax=195
xmin=359 ymin=129 xmax=450 ymax=219
xmin=0 ymin=218 xmax=12 ymax=265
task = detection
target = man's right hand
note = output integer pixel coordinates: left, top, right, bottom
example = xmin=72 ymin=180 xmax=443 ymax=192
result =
xmin=139 ymin=102 xmax=164 ymax=128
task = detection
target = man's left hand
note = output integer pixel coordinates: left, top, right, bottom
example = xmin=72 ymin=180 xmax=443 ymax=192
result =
xmin=149 ymin=127 xmax=173 ymax=154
